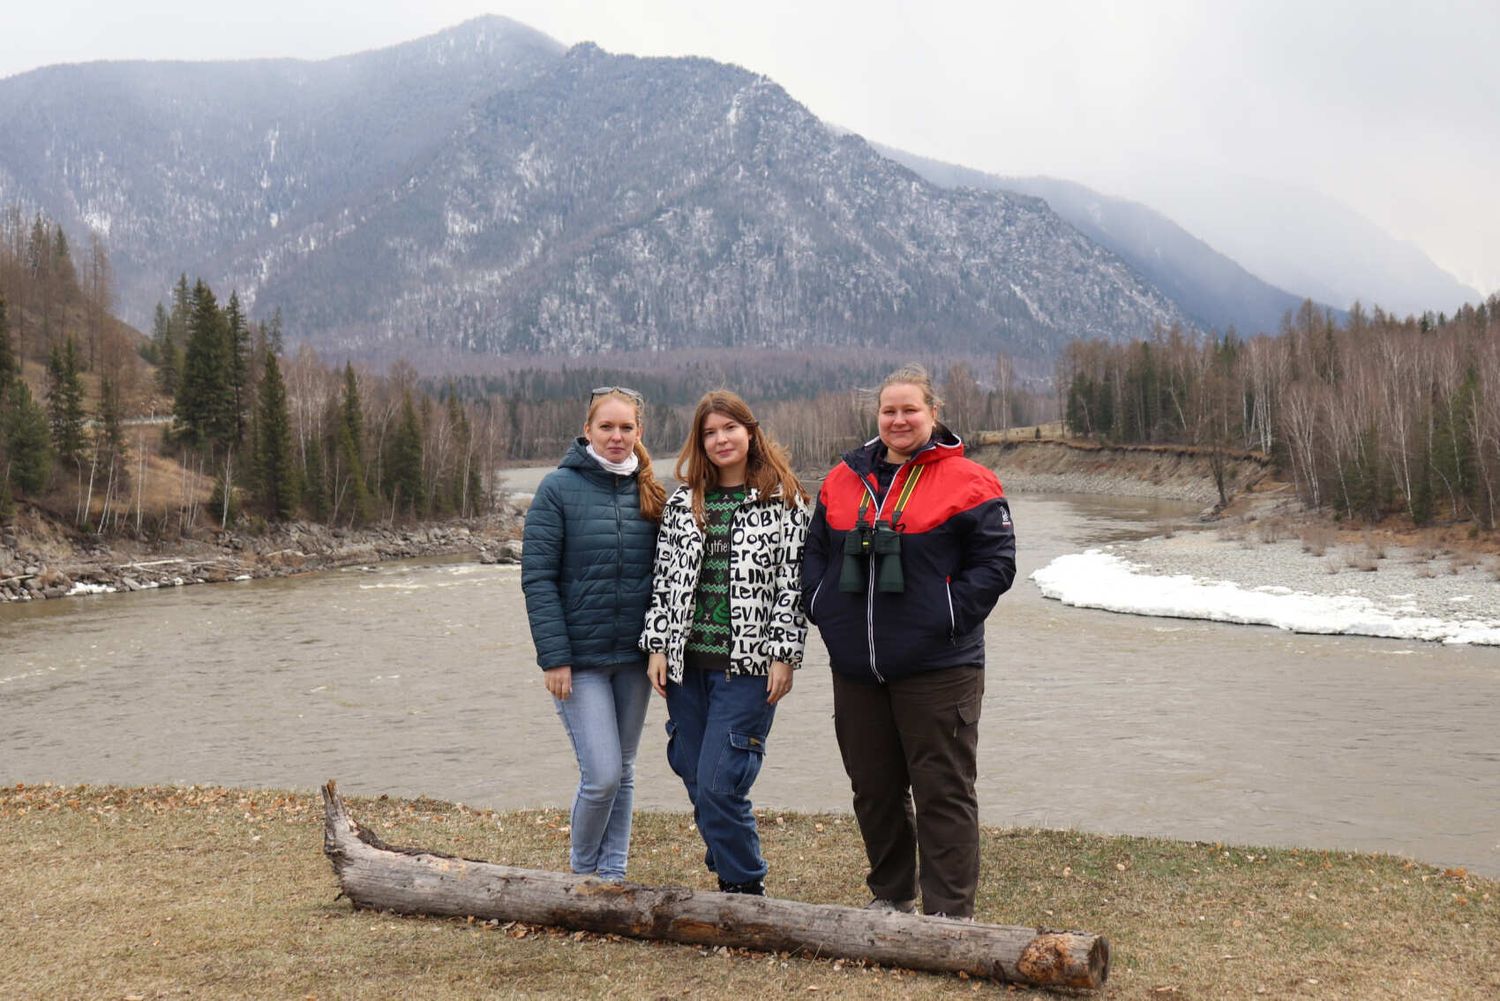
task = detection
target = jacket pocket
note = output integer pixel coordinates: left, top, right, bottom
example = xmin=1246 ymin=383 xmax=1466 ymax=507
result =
xmin=804 ymin=579 xmax=825 ymax=625
xmin=710 ymin=730 xmax=768 ymax=797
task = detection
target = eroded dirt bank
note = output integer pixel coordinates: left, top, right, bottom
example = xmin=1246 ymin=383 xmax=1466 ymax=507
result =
xmin=972 ymin=438 xmax=1272 ymax=507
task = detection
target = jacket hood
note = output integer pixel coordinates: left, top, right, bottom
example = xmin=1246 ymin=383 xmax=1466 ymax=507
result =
xmin=840 ymin=426 xmax=964 ymax=477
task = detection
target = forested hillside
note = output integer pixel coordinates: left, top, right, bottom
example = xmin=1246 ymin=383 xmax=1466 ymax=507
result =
xmin=1060 ymin=298 xmax=1500 ymax=527
xmin=0 ymin=208 xmax=504 ymax=533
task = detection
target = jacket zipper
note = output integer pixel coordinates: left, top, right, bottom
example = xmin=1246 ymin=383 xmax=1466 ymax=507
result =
xmin=858 ymin=472 xmax=897 ymax=684
xmin=944 ymin=576 xmax=956 ymax=643
xmin=614 ymin=476 xmax=625 ymax=639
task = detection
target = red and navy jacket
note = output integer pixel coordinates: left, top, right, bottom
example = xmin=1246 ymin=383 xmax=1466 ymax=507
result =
xmin=801 ymin=429 xmax=1015 ymax=684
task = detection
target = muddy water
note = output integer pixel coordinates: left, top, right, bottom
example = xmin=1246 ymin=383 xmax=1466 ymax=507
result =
xmin=2 ymin=488 xmax=1497 ymax=876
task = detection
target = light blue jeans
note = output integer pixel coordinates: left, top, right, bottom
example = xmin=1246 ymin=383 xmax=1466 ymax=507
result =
xmin=553 ymin=660 xmax=651 ymax=881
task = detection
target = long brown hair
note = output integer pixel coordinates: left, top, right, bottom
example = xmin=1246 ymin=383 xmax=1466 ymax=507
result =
xmin=675 ymin=390 xmax=807 ymax=527
xmin=586 ymin=390 xmax=665 ymax=521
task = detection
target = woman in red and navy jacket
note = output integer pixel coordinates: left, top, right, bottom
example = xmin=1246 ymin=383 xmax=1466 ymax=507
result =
xmin=801 ymin=363 xmax=1015 ymax=919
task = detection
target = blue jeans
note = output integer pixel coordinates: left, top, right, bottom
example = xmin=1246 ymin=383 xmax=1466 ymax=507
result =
xmin=553 ymin=660 xmax=651 ymax=881
xmin=664 ymin=669 xmax=777 ymax=885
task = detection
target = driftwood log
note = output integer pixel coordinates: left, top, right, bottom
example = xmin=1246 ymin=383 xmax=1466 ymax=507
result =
xmin=321 ymin=781 xmax=1108 ymax=989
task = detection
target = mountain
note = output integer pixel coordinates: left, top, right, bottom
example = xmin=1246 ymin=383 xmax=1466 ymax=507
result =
xmin=0 ymin=16 xmax=563 ymax=332
xmin=1113 ymin=170 xmax=1481 ymax=318
xmin=0 ymin=18 xmax=1189 ymax=362
xmin=874 ymin=146 xmax=1329 ymax=336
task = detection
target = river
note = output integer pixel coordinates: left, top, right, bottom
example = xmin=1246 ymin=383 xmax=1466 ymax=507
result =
xmin=2 ymin=478 xmax=1497 ymax=876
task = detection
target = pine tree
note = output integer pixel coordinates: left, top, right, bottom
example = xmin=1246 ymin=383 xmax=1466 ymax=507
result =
xmin=51 ymin=224 xmax=79 ymax=304
xmin=3 ymin=380 xmax=54 ymax=494
xmin=175 ymin=280 xmax=236 ymax=450
xmin=144 ymin=301 xmax=169 ymax=366
xmin=158 ymin=275 xmax=192 ymax=397
xmin=335 ymin=363 xmax=371 ymax=525
xmin=46 ymin=337 xmax=87 ymax=465
xmin=342 ymin=363 xmax=364 ymax=449
xmin=384 ymin=390 xmax=424 ymax=519
xmin=96 ymin=374 xmax=127 ymax=461
xmin=267 ymin=307 xmax=285 ymax=356
xmin=26 ymin=214 xmax=48 ymax=279
xmin=254 ymin=349 xmax=299 ymax=521
xmin=0 ymin=297 xmax=15 ymax=397
xmin=225 ymin=291 xmax=251 ymax=446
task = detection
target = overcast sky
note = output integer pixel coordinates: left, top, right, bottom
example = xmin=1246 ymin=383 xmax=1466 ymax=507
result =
xmin=6 ymin=0 xmax=1498 ymax=296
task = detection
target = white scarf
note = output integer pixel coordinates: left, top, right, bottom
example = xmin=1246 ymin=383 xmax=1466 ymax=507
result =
xmin=586 ymin=442 xmax=639 ymax=476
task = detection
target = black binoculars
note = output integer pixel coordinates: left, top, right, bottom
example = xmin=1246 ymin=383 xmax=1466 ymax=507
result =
xmin=839 ymin=522 xmax=905 ymax=593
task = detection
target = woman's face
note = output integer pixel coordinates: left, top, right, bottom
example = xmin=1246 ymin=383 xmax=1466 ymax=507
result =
xmin=701 ymin=409 xmax=751 ymax=484
xmin=877 ymin=383 xmax=936 ymax=462
xmin=586 ymin=398 xmax=640 ymax=464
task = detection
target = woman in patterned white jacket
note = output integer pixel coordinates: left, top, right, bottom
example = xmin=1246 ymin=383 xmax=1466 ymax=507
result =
xmin=641 ymin=390 xmax=809 ymax=896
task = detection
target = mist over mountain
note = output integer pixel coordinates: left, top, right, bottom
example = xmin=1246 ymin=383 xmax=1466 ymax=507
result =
xmin=874 ymin=145 xmax=1332 ymax=336
xmin=1115 ymin=170 xmax=1481 ymax=319
xmin=0 ymin=17 xmax=1193 ymax=363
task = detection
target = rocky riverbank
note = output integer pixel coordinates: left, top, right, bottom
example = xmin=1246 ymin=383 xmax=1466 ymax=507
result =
xmin=0 ymin=510 xmax=523 ymax=603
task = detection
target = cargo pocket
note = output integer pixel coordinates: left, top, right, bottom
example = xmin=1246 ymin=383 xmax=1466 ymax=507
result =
xmin=954 ymin=697 xmax=981 ymax=779
xmin=710 ymin=730 xmax=768 ymax=797
xmin=954 ymin=696 xmax=981 ymax=736
xmin=664 ymin=718 xmax=687 ymax=781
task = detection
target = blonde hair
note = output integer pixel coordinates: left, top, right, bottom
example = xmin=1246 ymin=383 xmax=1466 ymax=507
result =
xmin=587 ymin=390 xmax=665 ymax=521
xmin=876 ymin=363 xmax=953 ymax=439
xmin=675 ymin=390 xmax=807 ymax=527
xmin=878 ymin=362 xmax=944 ymax=411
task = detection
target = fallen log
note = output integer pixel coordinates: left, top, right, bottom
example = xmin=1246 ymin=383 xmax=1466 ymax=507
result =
xmin=321 ymin=781 xmax=1108 ymax=989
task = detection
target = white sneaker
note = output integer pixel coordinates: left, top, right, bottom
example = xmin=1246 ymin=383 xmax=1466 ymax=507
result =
xmin=864 ymin=897 xmax=916 ymax=914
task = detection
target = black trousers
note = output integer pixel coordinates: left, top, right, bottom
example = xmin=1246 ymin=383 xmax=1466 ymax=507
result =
xmin=831 ymin=665 xmax=984 ymax=916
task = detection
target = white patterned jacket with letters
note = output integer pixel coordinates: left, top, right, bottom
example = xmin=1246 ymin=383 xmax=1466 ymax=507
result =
xmin=640 ymin=484 xmax=810 ymax=684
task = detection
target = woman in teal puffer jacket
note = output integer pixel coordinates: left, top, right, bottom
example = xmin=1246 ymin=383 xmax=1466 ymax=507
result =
xmin=521 ymin=387 xmax=665 ymax=882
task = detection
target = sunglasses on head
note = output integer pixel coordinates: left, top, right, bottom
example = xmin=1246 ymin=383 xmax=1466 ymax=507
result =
xmin=591 ymin=385 xmax=643 ymax=403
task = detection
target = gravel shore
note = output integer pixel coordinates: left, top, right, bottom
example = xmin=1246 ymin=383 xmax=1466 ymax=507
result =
xmin=1105 ymin=522 xmax=1500 ymax=630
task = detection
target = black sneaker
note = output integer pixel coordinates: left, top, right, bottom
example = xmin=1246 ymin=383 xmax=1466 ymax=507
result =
xmin=717 ymin=877 xmax=766 ymax=896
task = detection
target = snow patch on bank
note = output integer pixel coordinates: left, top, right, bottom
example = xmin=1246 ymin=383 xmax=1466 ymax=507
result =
xmin=1032 ymin=550 xmax=1500 ymax=646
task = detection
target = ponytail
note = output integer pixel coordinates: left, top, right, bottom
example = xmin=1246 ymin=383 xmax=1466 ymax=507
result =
xmin=634 ymin=439 xmax=666 ymax=522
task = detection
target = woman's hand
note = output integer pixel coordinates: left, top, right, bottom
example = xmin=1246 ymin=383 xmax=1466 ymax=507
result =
xmin=647 ymin=653 xmax=669 ymax=697
xmin=766 ymin=660 xmax=794 ymax=705
xmin=544 ymin=665 xmax=573 ymax=700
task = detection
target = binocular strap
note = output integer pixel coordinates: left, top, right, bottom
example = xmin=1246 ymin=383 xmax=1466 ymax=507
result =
xmin=858 ymin=462 xmax=926 ymax=529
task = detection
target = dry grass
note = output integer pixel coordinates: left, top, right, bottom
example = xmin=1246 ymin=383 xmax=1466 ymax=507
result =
xmin=1253 ymin=517 xmax=1287 ymax=545
xmin=1299 ymin=525 xmax=1336 ymax=557
xmin=3 ymin=785 xmax=1495 ymax=1000
xmin=1447 ymin=552 xmax=1482 ymax=575
xmin=1215 ymin=522 xmax=1246 ymax=543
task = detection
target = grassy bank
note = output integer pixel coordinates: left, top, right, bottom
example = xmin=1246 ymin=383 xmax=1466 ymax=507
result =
xmin=2 ymin=784 xmax=1494 ymax=999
